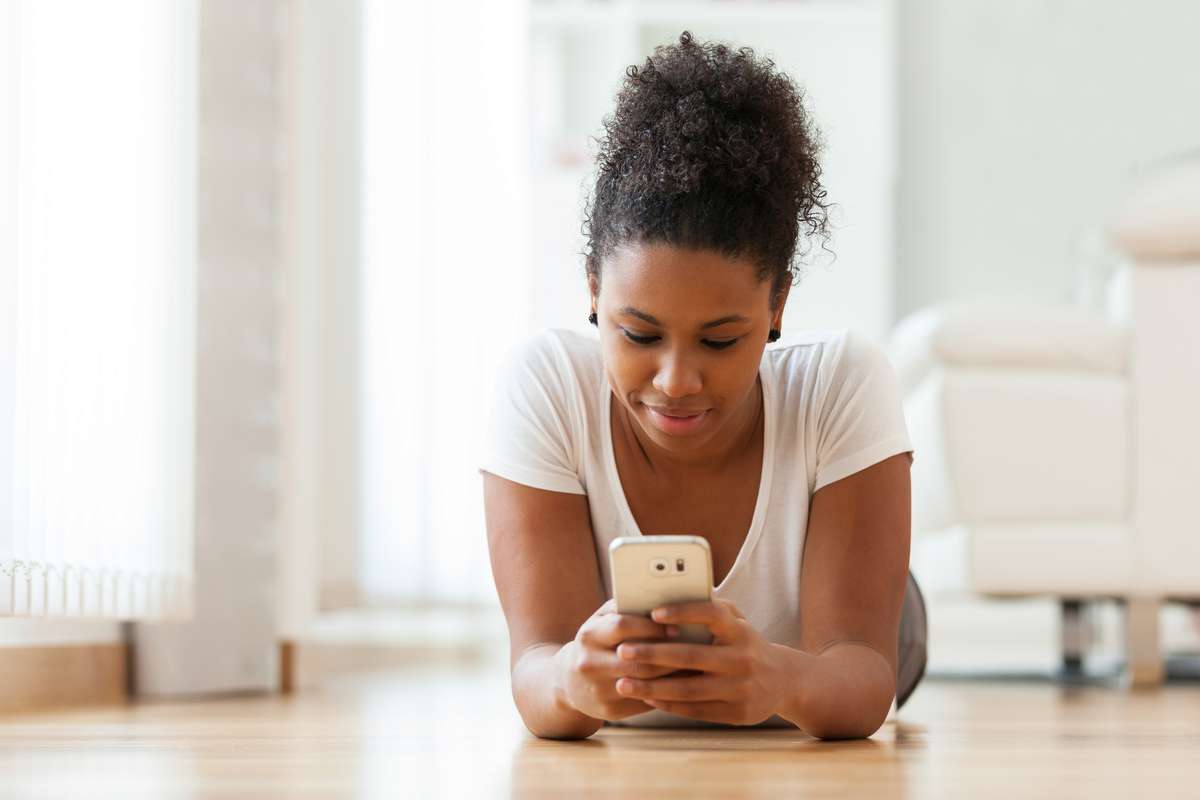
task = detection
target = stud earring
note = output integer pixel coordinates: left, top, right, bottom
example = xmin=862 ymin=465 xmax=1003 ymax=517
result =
xmin=588 ymin=312 xmax=598 ymax=326
xmin=768 ymin=328 xmax=781 ymax=343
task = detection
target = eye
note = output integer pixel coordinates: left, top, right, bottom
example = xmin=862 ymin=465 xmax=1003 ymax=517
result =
xmin=620 ymin=330 xmax=739 ymax=350
xmin=621 ymin=330 xmax=660 ymax=345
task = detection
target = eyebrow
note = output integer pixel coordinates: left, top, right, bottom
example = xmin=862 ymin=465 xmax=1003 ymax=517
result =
xmin=618 ymin=306 xmax=749 ymax=330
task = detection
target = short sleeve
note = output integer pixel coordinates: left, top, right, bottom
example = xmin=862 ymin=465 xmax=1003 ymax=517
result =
xmin=478 ymin=332 xmax=586 ymax=495
xmin=812 ymin=331 xmax=914 ymax=493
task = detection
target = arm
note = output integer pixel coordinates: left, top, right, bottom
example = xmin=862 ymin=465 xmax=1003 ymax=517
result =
xmin=482 ymin=471 xmax=606 ymax=739
xmin=512 ymin=643 xmax=602 ymax=740
xmin=774 ymin=451 xmax=913 ymax=738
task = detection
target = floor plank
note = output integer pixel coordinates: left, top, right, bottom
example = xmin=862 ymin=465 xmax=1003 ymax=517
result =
xmin=1 ymin=661 xmax=1198 ymax=798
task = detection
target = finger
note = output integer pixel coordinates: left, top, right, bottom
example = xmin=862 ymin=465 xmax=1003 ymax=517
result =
xmin=650 ymin=601 xmax=741 ymax=640
xmin=715 ymin=598 xmax=747 ymax=620
xmin=615 ymin=641 xmax=740 ymax=674
xmin=612 ymin=697 xmax=657 ymax=717
xmin=615 ymin=674 xmax=736 ymax=702
xmin=641 ymin=699 xmax=744 ymax=725
xmin=613 ymin=657 xmax=684 ymax=680
xmin=611 ymin=699 xmax=663 ymax=721
xmin=593 ymin=612 xmax=673 ymax=648
xmin=583 ymin=610 xmax=665 ymax=648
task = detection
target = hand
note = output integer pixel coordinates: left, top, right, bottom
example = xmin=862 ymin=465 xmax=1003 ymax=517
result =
xmin=555 ymin=598 xmax=690 ymax=722
xmin=611 ymin=598 xmax=787 ymax=726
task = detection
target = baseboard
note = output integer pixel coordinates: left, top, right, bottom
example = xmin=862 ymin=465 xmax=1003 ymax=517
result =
xmin=280 ymin=608 xmax=510 ymax=690
xmin=289 ymin=641 xmax=495 ymax=689
xmin=0 ymin=643 xmax=128 ymax=713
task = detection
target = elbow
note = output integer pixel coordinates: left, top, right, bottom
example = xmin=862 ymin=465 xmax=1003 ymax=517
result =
xmin=530 ymin=728 xmax=598 ymax=741
xmin=802 ymin=695 xmax=892 ymax=741
xmin=806 ymin=717 xmax=885 ymax=741
xmin=522 ymin=716 xmax=603 ymax=741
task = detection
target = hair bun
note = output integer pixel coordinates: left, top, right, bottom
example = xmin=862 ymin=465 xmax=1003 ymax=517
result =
xmin=583 ymin=30 xmax=831 ymax=294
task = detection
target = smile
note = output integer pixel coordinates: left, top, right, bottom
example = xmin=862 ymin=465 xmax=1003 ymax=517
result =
xmin=644 ymin=405 xmax=710 ymax=435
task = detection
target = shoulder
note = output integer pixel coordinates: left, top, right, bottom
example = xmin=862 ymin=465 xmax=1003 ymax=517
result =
xmin=500 ymin=328 xmax=600 ymax=378
xmin=481 ymin=330 xmax=596 ymax=494
xmin=493 ymin=328 xmax=604 ymax=413
xmin=767 ymin=328 xmax=889 ymax=386
xmin=821 ymin=329 xmax=895 ymax=383
xmin=768 ymin=328 xmax=892 ymax=376
xmin=766 ymin=330 xmax=902 ymax=425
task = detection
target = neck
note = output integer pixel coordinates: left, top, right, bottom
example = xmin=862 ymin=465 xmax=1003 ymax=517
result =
xmin=620 ymin=375 xmax=763 ymax=475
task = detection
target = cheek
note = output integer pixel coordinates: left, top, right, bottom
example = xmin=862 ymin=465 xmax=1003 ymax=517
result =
xmin=602 ymin=346 xmax=652 ymax=397
xmin=702 ymin=358 xmax=759 ymax=410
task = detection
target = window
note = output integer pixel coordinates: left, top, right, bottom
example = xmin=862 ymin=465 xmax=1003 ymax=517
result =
xmin=0 ymin=1 xmax=196 ymax=619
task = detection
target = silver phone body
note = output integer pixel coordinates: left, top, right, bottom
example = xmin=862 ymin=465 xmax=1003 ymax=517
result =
xmin=608 ymin=535 xmax=715 ymax=645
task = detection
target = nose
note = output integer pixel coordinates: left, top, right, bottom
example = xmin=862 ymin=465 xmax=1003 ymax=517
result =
xmin=652 ymin=348 xmax=703 ymax=399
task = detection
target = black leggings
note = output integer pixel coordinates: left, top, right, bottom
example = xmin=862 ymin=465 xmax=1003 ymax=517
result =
xmin=896 ymin=570 xmax=928 ymax=710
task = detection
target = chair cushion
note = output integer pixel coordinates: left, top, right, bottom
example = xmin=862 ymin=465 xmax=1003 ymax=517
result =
xmin=890 ymin=301 xmax=1129 ymax=395
xmin=1109 ymin=156 xmax=1200 ymax=261
xmin=905 ymin=368 xmax=1130 ymax=528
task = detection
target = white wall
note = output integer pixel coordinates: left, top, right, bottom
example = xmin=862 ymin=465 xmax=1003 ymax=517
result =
xmin=279 ymin=0 xmax=362 ymax=621
xmin=896 ymin=0 xmax=1200 ymax=316
xmin=134 ymin=0 xmax=283 ymax=695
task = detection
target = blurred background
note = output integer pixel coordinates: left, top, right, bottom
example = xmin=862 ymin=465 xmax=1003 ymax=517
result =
xmin=3 ymin=0 xmax=1199 ymax=705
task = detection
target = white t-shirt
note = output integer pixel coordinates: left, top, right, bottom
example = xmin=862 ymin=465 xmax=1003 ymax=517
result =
xmin=479 ymin=327 xmax=914 ymax=728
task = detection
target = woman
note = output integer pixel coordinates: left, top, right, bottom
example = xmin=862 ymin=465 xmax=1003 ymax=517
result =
xmin=481 ymin=31 xmax=925 ymax=740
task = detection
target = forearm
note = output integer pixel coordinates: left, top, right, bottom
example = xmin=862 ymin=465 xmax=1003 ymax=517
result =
xmin=769 ymin=641 xmax=896 ymax=739
xmin=511 ymin=642 xmax=604 ymax=740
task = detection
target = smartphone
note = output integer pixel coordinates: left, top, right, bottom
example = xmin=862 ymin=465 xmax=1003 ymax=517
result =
xmin=608 ymin=535 xmax=715 ymax=645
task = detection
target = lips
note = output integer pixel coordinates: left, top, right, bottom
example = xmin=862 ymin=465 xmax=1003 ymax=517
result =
xmin=647 ymin=406 xmax=708 ymax=418
xmin=643 ymin=404 xmax=711 ymax=436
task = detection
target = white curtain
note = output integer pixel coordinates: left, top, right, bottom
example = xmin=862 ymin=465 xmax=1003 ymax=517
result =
xmin=0 ymin=1 xmax=196 ymax=619
xmin=359 ymin=0 xmax=531 ymax=606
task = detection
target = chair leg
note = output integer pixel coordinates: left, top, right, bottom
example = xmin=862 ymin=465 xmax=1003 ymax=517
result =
xmin=1123 ymin=596 xmax=1164 ymax=688
xmin=1060 ymin=598 xmax=1088 ymax=676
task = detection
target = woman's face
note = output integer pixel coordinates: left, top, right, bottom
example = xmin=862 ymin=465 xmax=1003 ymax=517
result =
xmin=591 ymin=242 xmax=788 ymax=461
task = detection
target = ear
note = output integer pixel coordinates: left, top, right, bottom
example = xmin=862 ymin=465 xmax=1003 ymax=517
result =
xmin=587 ymin=272 xmax=600 ymax=313
xmin=771 ymin=279 xmax=791 ymax=328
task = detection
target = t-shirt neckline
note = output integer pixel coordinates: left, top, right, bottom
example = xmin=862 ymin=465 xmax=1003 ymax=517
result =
xmin=602 ymin=356 xmax=775 ymax=593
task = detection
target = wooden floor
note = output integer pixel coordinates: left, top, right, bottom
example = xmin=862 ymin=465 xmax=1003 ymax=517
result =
xmin=1 ymin=661 xmax=1199 ymax=799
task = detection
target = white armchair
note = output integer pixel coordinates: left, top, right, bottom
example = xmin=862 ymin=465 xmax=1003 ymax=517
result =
xmin=891 ymin=156 xmax=1200 ymax=686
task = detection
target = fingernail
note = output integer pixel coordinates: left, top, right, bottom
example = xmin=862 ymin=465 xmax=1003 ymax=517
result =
xmin=666 ymin=625 xmax=679 ymax=638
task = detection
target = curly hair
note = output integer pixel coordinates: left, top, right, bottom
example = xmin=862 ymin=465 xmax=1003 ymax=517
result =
xmin=582 ymin=31 xmax=831 ymax=309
